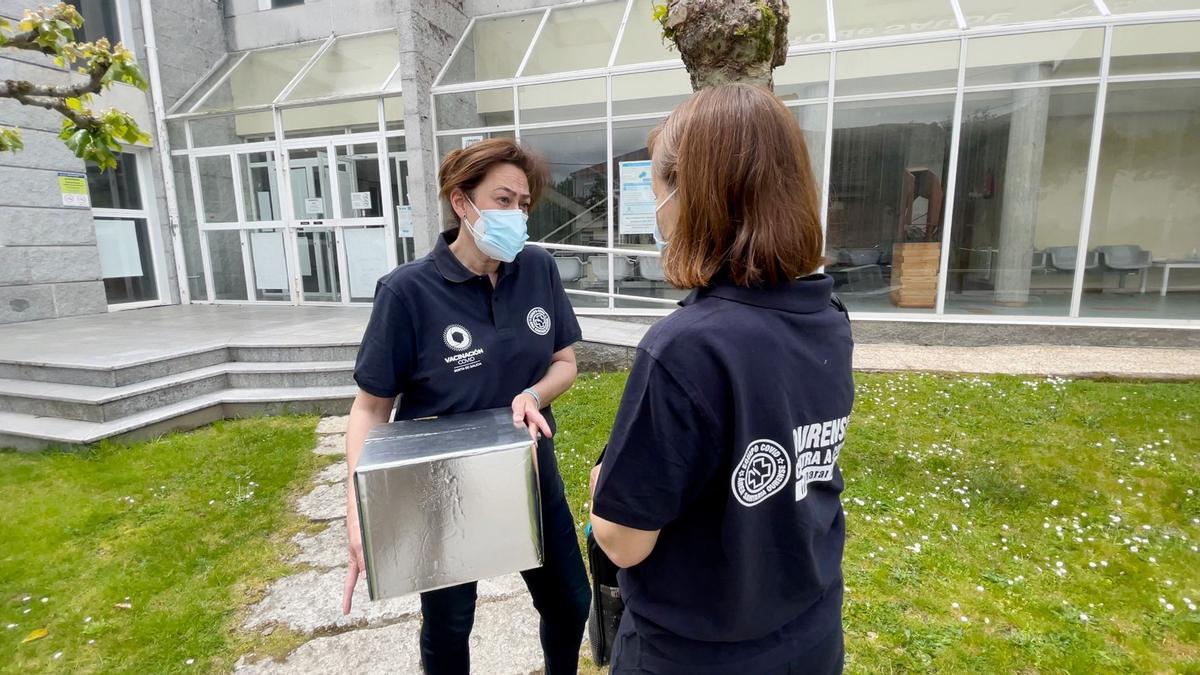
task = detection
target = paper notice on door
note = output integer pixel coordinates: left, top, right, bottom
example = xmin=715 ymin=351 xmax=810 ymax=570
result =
xmin=94 ymin=219 xmax=143 ymax=279
xmin=250 ymin=231 xmax=288 ymax=290
xmin=304 ymin=198 xmax=324 ymax=215
xmin=351 ymin=191 xmax=372 ymax=210
xmin=344 ymin=228 xmax=389 ymax=299
xmin=462 ymin=135 xmax=484 ymax=149
xmin=396 ymin=205 xmax=414 ymax=237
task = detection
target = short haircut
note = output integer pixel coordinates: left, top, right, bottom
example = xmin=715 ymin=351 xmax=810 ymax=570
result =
xmin=650 ymin=83 xmax=824 ymax=288
xmin=438 ymin=138 xmax=549 ymax=226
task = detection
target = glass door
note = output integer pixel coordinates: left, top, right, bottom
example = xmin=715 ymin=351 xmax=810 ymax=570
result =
xmin=286 ymin=143 xmax=345 ymax=303
xmin=295 ymin=226 xmax=341 ymax=302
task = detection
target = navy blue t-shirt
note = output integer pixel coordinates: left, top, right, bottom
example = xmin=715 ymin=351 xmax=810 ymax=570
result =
xmin=592 ymin=274 xmax=853 ymax=663
xmin=353 ymin=228 xmax=581 ymax=423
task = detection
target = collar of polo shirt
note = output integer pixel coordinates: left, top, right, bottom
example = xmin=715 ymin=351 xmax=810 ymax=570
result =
xmin=681 ymin=273 xmax=834 ymax=314
xmin=432 ymin=227 xmax=520 ymax=284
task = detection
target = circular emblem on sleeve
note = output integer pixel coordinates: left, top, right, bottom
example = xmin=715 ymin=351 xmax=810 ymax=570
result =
xmin=526 ymin=307 xmax=552 ymax=336
xmin=443 ymin=324 xmax=472 ymax=351
xmin=732 ymin=439 xmax=792 ymax=507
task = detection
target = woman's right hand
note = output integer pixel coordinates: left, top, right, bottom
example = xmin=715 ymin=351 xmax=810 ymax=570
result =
xmin=342 ymin=499 xmax=365 ymax=615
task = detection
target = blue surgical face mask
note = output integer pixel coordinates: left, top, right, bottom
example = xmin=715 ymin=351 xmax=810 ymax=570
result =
xmin=463 ymin=198 xmax=529 ymax=263
xmin=653 ymin=188 xmax=677 ymax=252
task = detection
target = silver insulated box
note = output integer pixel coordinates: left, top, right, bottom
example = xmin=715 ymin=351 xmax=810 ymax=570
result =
xmin=354 ymin=407 xmax=543 ymax=601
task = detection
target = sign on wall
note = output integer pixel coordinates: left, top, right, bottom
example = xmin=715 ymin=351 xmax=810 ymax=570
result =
xmin=396 ymin=205 xmax=414 ymax=237
xmin=351 ymin=191 xmax=373 ymax=210
xmin=618 ymin=160 xmax=656 ymax=236
xmin=58 ymin=172 xmax=90 ymax=208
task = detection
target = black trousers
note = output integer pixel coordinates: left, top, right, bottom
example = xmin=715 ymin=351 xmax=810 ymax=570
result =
xmin=419 ymin=437 xmax=591 ymax=674
xmin=610 ymin=610 xmax=844 ymax=675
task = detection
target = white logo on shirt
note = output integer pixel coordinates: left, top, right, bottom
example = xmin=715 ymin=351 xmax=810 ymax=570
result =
xmin=526 ymin=307 xmax=552 ymax=336
xmin=791 ymin=416 xmax=849 ymax=502
xmin=443 ymin=324 xmax=472 ymax=351
xmin=732 ymin=439 xmax=792 ymax=507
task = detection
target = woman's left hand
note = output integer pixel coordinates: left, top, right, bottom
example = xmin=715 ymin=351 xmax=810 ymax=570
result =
xmin=512 ymin=392 xmax=552 ymax=442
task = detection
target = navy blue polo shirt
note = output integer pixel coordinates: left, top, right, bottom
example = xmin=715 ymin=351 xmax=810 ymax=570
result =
xmin=353 ymin=228 xmax=581 ymax=423
xmin=592 ymin=274 xmax=853 ymax=665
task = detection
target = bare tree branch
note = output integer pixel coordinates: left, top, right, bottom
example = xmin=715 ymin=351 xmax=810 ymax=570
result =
xmin=0 ymin=66 xmax=106 ymax=101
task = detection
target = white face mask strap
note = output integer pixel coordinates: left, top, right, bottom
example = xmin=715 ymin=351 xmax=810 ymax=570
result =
xmin=657 ymin=188 xmax=678 ymax=212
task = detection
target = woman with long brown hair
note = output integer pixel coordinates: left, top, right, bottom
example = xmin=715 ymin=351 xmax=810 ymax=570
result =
xmin=590 ymin=83 xmax=853 ymax=673
xmin=344 ymin=138 xmax=591 ymax=674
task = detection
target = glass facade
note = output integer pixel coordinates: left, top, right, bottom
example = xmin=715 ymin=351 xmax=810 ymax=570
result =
xmin=429 ymin=1 xmax=1200 ymax=324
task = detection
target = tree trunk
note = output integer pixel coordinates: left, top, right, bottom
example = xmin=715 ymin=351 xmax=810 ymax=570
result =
xmin=659 ymin=0 xmax=790 ymax=92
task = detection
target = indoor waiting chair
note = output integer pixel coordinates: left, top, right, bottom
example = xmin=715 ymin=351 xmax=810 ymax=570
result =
xmin=639 ymin=255 xmax=667 ymax=283
xmin=590 ymin=255 xmax=635 ymax=282
xmin=1045 ymin=246 xmax=1099 ymax=272
xmin=553 ymin=256 xmax=584 ymax=284
xmin=1097 ymin=245 xmax=1153 ymax=291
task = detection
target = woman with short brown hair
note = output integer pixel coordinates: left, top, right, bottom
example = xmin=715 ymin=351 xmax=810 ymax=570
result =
xmin=345 ymin=138 xmax=591 ymax=674
xmin=590 ymin=83 xmax=853 ymax=673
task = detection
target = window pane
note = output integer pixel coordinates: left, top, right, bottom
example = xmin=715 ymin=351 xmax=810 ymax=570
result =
xmin=175 ymin=57 xmax=240 ymax=113
xmin=776 ymin=53 xmax=829 ymax=102
xmin=826 ymin=95 xmax=956 ymax=314
xmin=167 ymin=120 xmax=188 ymax=149
xmin=95 ymin=218 xmax=157 ymax=305
xmin=248 ymin=228 xmax=291 ymax=301
xmin=836 ymin=42 xmax=959 ymax=97
xmin=1107 ymin=0 xmax=1200 ymax=12
xmin=190 ymin=112 xmax=275 ymax=147
xmin=612 ymin=118 xmax=660 ymax=251
xmin=66 ymin=0 xmax=120 ymax=45
xmin=614 ymin=0 xmax=679 ymax=66
xmin=206 ymin=230 xmax=248 ymax=300
xmin=795 ymin=103 xmax=828 ymax=191
xmin=384 ymin=96 xmax=404 ymax=131
xmin=789 ymin=0 xmax=829 ymax=45
xmin=171 ymin=157 xmax=207 ymax=300
xmin=287 ymin=148 xmax=333 ymax=220
xmin=521 ymin=124 xmax=608 ymax=246
xmin=286 ymin=32 xmax=399 ymax=102
xmin=834 ymin=0 xmax=958 ymax=40
xmin=440 ymin=10 xmax=544 ymax=85
xmin=296 ymin=228 xmax=341 ymax=301
xmin=281 ymin=100 xmax=379 ymax=137
xmin=389 ymin=137 xmax=414 ymax=260
xmin=616 ymin=255 xmax=690 ymax=304
xmin=87 ymin=153 xmax=141 ymax=210
xmin=945 ymin=86 xmax=1097 ymax=318
xmin=239 ymin=151 xmax=281 ymax=222
xmin=197 ymin=42 xmax=321 ymax=113
xmin=612 ymin=69 xmax=691 ymax=117
xmin=436 ymin=88 xmax=514 ymax=130
xmin=196 ymin=156 xmax=238 ymax=223
xmin=1081 ymin=81 xmax=1200 ymax=321
xmin=957 ymin=0 xmax=1100 ymax=26
xmin=1110 ymin=22 xmax=1200 ymax=76
xmin=336 ymin=144 xmax=384 ymax=219
xmin=966 ymin=29 xmax=1103 ymax=86
xmin=519 ymin=78 xmax=606 ymax=124
xmin=522 ymin=2 xmax=625 ymax=77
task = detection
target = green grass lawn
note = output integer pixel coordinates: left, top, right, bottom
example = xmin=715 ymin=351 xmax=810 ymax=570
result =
xmin=2 ymin=373 xmax=1197 ymax=673
xmin=554 ymin=372 xmax=1200 ymax=673
xmin=0 ymin=416 xmax=330 ymax=674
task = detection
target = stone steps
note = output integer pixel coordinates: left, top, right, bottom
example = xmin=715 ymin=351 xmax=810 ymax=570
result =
xmin=0 ymin=361 xmax=354 ymax=422
xmin=0 ymin=385 xmax=356 ymax=451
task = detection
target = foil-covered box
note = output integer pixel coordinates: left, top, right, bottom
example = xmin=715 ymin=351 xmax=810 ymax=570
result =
xmin=354 ymin=407 xmax=543 ymax=600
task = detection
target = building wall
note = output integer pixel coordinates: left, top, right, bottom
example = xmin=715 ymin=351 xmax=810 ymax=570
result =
xmin=0 ymin=1 xmax=107 ymax=324
xmin=223 ymin=0 xmax=401 ymax=51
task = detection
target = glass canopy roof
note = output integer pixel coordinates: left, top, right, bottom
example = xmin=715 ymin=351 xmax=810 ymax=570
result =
xmin=168 ymin=30 xmax=402 ymax=117
xmin=435 ymin=0 xmax=1200 ymax=89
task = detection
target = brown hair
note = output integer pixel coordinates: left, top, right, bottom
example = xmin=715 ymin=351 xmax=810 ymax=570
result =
xmin=650 ymin=83 xmax=823 ymax=288
xmin=438 ymin=138 xmax=549 ymax=226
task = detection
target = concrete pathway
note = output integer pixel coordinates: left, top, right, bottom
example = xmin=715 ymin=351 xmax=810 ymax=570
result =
xmin=577 ymin=317 xmax=1200 ymax=380
xmin=232 ymin=415 xmax=548 ymax=675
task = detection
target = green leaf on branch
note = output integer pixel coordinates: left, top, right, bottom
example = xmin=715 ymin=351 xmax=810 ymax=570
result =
xmin=0 ymin=127 xmax=24 ymax=153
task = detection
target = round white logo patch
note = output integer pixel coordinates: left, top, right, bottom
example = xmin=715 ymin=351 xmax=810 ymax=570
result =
xmin=526 ymin=307 xmax=552 ymax=336
xmin=443 ymin=324 xmax=472 ymax=351
xmin=732 ymin=439 xmax=792 ymax=507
